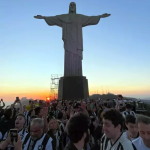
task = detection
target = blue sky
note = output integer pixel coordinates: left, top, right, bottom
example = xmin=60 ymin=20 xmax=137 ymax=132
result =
xmin=0 ymin=0 xmax=150 ymax=101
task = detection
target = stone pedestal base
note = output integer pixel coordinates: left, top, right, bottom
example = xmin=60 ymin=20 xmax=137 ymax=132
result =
xmin=58 ymin=76 xmax=89 ymax=100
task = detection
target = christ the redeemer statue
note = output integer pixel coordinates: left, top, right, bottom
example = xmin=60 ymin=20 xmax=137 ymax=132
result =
xmin=34 ymin=2 xmax=110 ymax=77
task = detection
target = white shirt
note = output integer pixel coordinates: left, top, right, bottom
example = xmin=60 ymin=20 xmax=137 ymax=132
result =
xmin=101 ymin=133 xmax=136 ymax=150
xmin=23 ymin=133 xmax=53 ymax=150
xmin=133 ymin=137 xmax=150 ymax=150
xmin=123 ymin=131 xmax=139 ymax=141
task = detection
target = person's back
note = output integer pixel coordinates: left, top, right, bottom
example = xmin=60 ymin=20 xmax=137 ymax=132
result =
xmin=64 ymin=113 xmax=89 ymax=150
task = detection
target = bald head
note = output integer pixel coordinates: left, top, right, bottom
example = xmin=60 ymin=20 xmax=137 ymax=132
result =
xmin=30 ymin=118 xmax=44 ymax=140
xmin=30 ymin=118 xmax=44 ymax=128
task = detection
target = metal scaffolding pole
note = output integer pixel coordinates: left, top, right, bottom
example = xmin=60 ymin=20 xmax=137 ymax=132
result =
xmin=50 ymin=74 xmax=62 ymax=100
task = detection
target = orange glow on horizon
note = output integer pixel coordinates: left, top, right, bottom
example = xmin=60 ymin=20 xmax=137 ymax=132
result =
xmin=0 ymin=87 xmax=150 ymax=102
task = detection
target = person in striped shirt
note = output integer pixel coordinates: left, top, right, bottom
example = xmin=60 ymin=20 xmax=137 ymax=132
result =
xmin=101 ymin=109 xmax=136 ymax=150
xmin=3 ymin=114 xmax=28 ymax=141
xmin=122 ymin=104 xmax=136 ymax=118
xmin=1 ymin=114 xmax=28 ymax=150
xmin=0 ymin=133 xmax=22 ymax=150
xmin=22 ymin=118 xmax=53 ymax=150
xmin=23 ymin=105 xmax=29 ymax=127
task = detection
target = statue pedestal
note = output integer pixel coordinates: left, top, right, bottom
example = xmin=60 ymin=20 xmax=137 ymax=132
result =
xmin=58 ymin=76 xmax=89 ymax=100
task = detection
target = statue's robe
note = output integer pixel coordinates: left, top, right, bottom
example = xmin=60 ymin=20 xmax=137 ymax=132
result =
xmin=44 ymin=14 xmax=101 ymax=76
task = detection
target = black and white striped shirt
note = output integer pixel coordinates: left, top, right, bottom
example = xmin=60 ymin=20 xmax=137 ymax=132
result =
xmin=23 ymin=111 xmax=29 ymax=127
xmin=101 ymin=133 xmax=137 ymax=150
xmin=57 ymin=120 xmax=65 ymax=133
xmin=122 ymin=111 xmax=136 ymax=118
xmin=3 ymin=128 xmax=28 ymax=141
xmin=55 ymin=130 xmax=62 ymax=150
xmin=22 ymin=133 xmax=53 ymax=150
xmin=3 ymin=128 xmax=28 ymax=150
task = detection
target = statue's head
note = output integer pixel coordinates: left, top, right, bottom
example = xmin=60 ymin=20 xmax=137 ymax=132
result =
xmin=69 ymin=2 xmax=76 ymax=14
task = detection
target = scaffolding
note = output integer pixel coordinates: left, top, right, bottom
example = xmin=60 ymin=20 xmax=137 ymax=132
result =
xmin=50 ymin=74 xmax=62 ymax=100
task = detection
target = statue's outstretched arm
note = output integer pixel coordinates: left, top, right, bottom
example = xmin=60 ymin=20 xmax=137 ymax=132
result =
xmin=34 ymin=15 xmax=45 ymax=19
xmin=100 ymin=13 xmax=111 ymax=18
xmin=34 ymin=14 xmax=62 ymax=27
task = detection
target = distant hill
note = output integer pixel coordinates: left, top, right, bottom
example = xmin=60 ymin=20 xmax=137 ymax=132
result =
xmin=89 ymin=93 xmax=118 ymax=100
xmin=142 ymin=99 xmax=150 ymax=104
xmin=89 ymin=93 xmax=139 ymax=101
xmin=19 ymin=94 xmax=149 ymax=105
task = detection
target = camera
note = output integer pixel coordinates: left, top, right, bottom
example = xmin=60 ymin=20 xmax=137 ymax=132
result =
xmin=10 ymin=129 xmax=18 ymax=143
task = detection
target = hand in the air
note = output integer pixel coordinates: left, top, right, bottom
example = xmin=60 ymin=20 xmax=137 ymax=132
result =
xmin=6 ymin=132 xmax=11 ymax=144
xmin=34 ymin=15 xmax=44 ymax=19
xmin=101 ymin=13 xmax=111 ymax=18
xmin=13 ymin=134 xmax=22 ymax=150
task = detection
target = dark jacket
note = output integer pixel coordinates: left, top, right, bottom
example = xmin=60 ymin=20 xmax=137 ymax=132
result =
xmin=0 ymin=116 xmax=15 ymax=136
xmin=64 ymin=141 xmax=78 ymax=150
xmin=90 ymin=144 xmax=100 ymax=150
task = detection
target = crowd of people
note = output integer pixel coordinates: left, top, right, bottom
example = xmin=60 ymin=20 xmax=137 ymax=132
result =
xmin=0 ymin=95 xmax=150 ymax=150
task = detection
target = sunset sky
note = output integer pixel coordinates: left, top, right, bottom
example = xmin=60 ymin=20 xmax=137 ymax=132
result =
xmin=0 ymin=0 xmax=150 ymax=103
